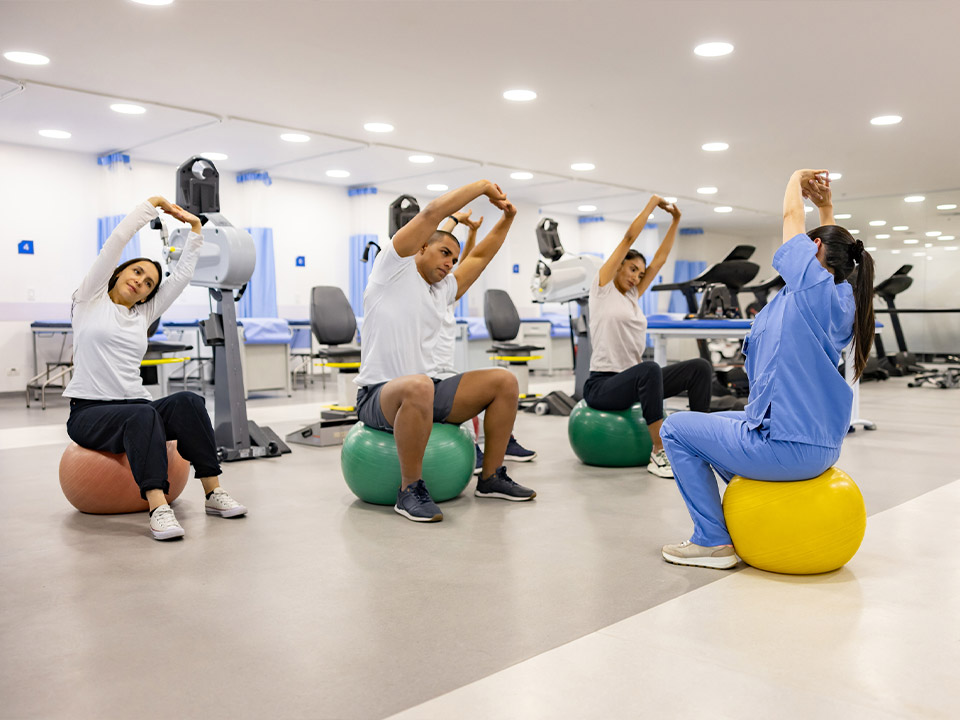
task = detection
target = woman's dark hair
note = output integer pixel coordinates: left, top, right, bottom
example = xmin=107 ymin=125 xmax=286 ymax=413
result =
xmin=108 ymin=257 xmax=163 ymax=305
xmin=623 ymin=249 xmax=647 ymax=266
xmin=808 ymin=225 xmax=875 ymax=380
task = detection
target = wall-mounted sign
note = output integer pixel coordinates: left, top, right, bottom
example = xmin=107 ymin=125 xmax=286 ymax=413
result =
xmin=296 ymin=256 xmax=305 ymax=267
xmin=18 ymin=240 xmax=34 ymax=255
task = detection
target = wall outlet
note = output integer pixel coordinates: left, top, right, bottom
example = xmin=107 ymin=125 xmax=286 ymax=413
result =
xmin=6 ymin=367 xmax=20 ymax=377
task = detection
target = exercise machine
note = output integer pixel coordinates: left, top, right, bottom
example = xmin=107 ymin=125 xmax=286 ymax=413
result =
xmin=872 ymin=265 xmax=925 ymax=376
xmin=159 ymin=156 xmax=290 ymax=461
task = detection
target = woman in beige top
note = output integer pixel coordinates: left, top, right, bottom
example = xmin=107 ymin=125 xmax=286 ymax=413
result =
xmin=583 ymin=196 xmax=713 ymax=479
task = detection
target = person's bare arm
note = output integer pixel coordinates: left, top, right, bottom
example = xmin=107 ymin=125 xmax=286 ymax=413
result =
xmin=636 ymin=201 xmax=681 ymax=296
xmin=804 ymin=176 xmax=836 ymax=226
xmin=784 ymin=169 xmax=827 ymax=243
xmin=597 ymin=195 xmax=660 ymax=286
xmin=453 ymin=203 xmax=515 ymax=300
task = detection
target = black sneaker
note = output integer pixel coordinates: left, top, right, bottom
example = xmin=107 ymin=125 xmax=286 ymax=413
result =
xmin=504 ymin=435 xmax=537 ymax=462
xmin=474 ymin=443 xmax=483 ymax=475
xmin=475 ymin=467 xmax=536 ymax=502
xmin=394 ymin=479 xmax=443 ymax=523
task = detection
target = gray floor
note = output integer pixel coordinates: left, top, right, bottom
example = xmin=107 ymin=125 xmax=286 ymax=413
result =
xmin=0 ymin=373 xmax=957 ymax=720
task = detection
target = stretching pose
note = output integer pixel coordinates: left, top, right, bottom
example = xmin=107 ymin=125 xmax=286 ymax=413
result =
xmin=660 ymin=170 xmax=874 ymax=569
xmin=584 ymin=195 xmax=713 ymax=478
xmin=64 ymin=197 xmax=246 ymax=541
xmin=436 ymin=211 xmax=537 ymax=470
xmin=355 ymin=180 xmax=536 ymax=523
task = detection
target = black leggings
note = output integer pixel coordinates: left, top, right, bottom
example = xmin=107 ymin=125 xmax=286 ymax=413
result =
xmin=66 ymin=392 xmax=221 ymax=499
xmin=583 ymin=358 xmax=713 ymax=426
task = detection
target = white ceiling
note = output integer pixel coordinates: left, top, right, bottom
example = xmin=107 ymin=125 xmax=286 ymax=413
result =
xmin=1 ymin=0 xmax=958 ymax=248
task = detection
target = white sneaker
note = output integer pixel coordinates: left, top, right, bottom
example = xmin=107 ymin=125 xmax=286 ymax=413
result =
xmin=204 ymin=488 xmax=247 ymax=518
xmin=647 ymin=449 xmax=674 ymax=478
xmin=150 ymin=504 xmax=185 ymax=541
xmin=661 ymin=540 xmax=738 ymax=569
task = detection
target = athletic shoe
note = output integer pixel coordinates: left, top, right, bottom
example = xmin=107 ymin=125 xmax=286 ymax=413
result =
xmin=474 ymin=444 xmax=484 ymax=475
xmin=150 ymin=504 xmax=185 ymax=541
xmin=205 ymin=488 xmax=248 ymax=518
xmin=661 ymin=540 xmax=738 ymax=569
xmin=504 ymin=436 xmax=537 ymax=462
xmin=475 ymin=467 xmax=536 ymax=501
xmin=647 ymin=449 xmax=674 ymax=478
xmin=394 ymin=479 xmax=443 ymax=523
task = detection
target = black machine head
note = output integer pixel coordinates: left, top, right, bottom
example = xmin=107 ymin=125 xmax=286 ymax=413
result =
xmin=536 ymin=218 xmax=564 ymax=262
xmin=176 ymin=156 xmax=220 ymax=217
xmin=389 ymin=195 xmax=420 ymax=238
xmin=721 ymin=245 xmax=756 ymax=262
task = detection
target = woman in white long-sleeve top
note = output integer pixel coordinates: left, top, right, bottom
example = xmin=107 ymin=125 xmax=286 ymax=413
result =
xmin=63 ymin=196 xmax=246 ymax=541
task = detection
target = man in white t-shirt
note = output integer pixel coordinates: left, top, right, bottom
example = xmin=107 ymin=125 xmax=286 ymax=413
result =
xmin=355 ymin=180 xmax=536 ymax=523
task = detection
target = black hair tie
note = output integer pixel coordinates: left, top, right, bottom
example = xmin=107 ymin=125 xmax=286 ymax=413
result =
xmin=852 ymin=239 xmax=865 ymax=263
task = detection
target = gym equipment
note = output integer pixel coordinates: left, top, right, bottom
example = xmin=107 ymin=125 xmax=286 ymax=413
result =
xmin=484 ymin=289 xmax=544 ymax=407
xmin=389 ymin=194 xmax=420 ymax=239
xmin=872 ymin=265 xmax=924 ymax=376
xmin=567 ymin=400 xmax=653 ymax=467
xmin=340 ymin=423 xmax=474 ymax=504
xmin=742 ymin=274 xmax=785 ymax=317
xmin=287 ymin=286 xmax=363 ymax=447
xmin=651 ymin=246 xmax=760 ymax=361
xmin=59 ymin=441 xmax=190 ymax=514
xmin=530 ymin=218 xmax=603 ymax=399
xmin=722 ymin=466 xmax=866 ymax=575
xmin=159 ymin=156 xmax=290 ymax=461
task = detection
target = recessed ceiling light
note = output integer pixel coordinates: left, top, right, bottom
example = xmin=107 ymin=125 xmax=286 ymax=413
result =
xmin=891 ymin=249 xmax=901 ymax=254
xmin=201 ymin=152 xmax=228 ymax=161
xmin=849 ymin=230 xmax=860 ymax=234
xmin=570 ymin=162 xmax=595 ymax=172
xmin=869 ymin=220 xmax=886 ymax=226
xmin=578 ymin=205 xmax=598 ymax=212
xmin=904 ymin=195 xmax=925 ymax=203
xmin=924 ymin=243 xmax=934 ymax=248
xmin=926 ymin=231 xmax=942 ymax=237
xmin=129 ymin=0 xmax=174 ymax=5
xmin=944 ymin=247 xmax=959 ymax=251
xmin=38 ymin=129 xmax=71 ymax=139
xmin=701 ymin=142 xmax=729 ymax=152
xmin=503 ymin=89 xmax=537 ymax=102
xmin=938 ymin=236 xmax=955 ymax=241
xmin=694 ymin=42 xmax=734 ymax=57
xmin=663 ymin=196 xmax=678 ymax=203
xmin=904 ymin=239 xmax=919 ymax=244
xmin=714 ymin=206 xmax=733 ymax=213
xmin=408 ymin=155 xmax=434 ymax=164
xmin=912 ymin=251 xmax=927 ymax=257
xmin=937 ymin=204 xmax=957 ymax=210
xmin=875 ymin=234 xmax=890 ymax=239
xmin=865 ymin=246 xmax=877 ymax=252
xmin=426 ymin=184 xmax=448 ymax=192
xmin=363 ymin=122 xmax=394 ymax=133
xmin=326 ymin=170 xmax=350 ymax=178
xmin=510 ymin=171 xmax=533 ymax=180
xmin=828 ymin=172 xmax=842 ymax=180
xmin=280 ymin=132 xmax=309 ymax=143
xmin=871 ymin=115 xmax=902 ymax=126
xmin=3 ymin=50 xmax=50 ymax=65
xmin=804 ymin=206 xmax=814 ymax=213
xmin=892 ymin=225 xmax=909 ymax=231
xmin=834 ymin=213 xmax=852 ymax=220
xmin=697 ymin=186 xmax=718 ymax=195
xmin=110 ymin=103 xmax=146 ymax=115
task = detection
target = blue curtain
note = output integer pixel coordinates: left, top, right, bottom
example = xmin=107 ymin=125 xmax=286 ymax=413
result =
xmin=454 ymin=293 xmax=468 ymax=318
xmin=641 ymin=274 xmax=662 ymax=346
xmin=350 ymin=234 xmax=378 ymax=315
xmin=238 ymin=227 xmax=277 ymax=318
xmin=98 ymin=215 xmax=140 ymax=262
xmin=668 ymin=261 xmax=707 ymax=314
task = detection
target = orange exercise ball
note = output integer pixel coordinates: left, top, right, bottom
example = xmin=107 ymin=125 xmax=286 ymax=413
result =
xmin=59 ymin=441 xmax=191 ymax=514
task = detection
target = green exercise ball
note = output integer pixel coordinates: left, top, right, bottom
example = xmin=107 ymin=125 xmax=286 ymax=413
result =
xmin=340 ymin=422 xmax=474 ymax=505
xmin=567 ymin=400 xmax=653 ymax=467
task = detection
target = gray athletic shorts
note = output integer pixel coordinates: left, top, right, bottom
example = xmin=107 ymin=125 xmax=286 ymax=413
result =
xmin=355 ymin=374 xmax=463 ymax=433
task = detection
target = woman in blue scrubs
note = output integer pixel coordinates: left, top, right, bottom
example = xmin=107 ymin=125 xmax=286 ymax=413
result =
xmin=659 ymin=169 xmax=875 ymax=569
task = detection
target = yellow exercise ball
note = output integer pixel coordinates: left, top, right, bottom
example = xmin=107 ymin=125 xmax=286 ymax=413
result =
xmin=722 ymin=467 xmax=866 ymax=575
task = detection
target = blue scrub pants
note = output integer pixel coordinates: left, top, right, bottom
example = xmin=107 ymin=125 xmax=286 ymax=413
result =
xmin=660 ymin=411 xmax=840 ymax=546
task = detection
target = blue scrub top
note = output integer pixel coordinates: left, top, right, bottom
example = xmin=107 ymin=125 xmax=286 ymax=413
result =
xmin=742 ymin=234 xmax=855 ymax=448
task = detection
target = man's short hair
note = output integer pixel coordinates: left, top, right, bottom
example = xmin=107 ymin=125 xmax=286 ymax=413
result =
xmin=427 ymin=230 xmax=461 ymax=248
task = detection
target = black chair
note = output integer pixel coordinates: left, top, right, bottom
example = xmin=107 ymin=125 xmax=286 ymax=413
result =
xmin=141 ymin=317 xmax=193 ymax=388
xmin=310 ymin=286 xmax=361 ymax=403
xmin=484 ymin=289 xmax=544 ymax=402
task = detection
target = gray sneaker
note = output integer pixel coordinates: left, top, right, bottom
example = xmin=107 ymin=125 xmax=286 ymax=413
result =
xmin=475 ymin=467 xmax=536 ymax=501
xmin=661 ymin=540 xmax=738 ymax=569
xmin=647 ymin=449 xmax=674 ymax=478
xmin=394 ymin=479 xmax=443 ymax=523
xmin=150 ymin=504 xmax=185 ymax=541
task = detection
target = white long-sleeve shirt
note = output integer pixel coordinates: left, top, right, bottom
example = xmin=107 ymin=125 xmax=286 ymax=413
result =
xmin=64 ymin=201 xmax=202 ymax=400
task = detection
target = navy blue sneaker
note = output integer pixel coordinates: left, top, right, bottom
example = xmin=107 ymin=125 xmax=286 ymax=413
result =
xmin=394 ymin=479 xmax=443 ymax=523
xmin=475 ymin=467 xmax=536 ymax=501
xmin=504 ymin=435 xmax=537 ymax=462
xmin=474 ymin=444 xmax=484 ymax=475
